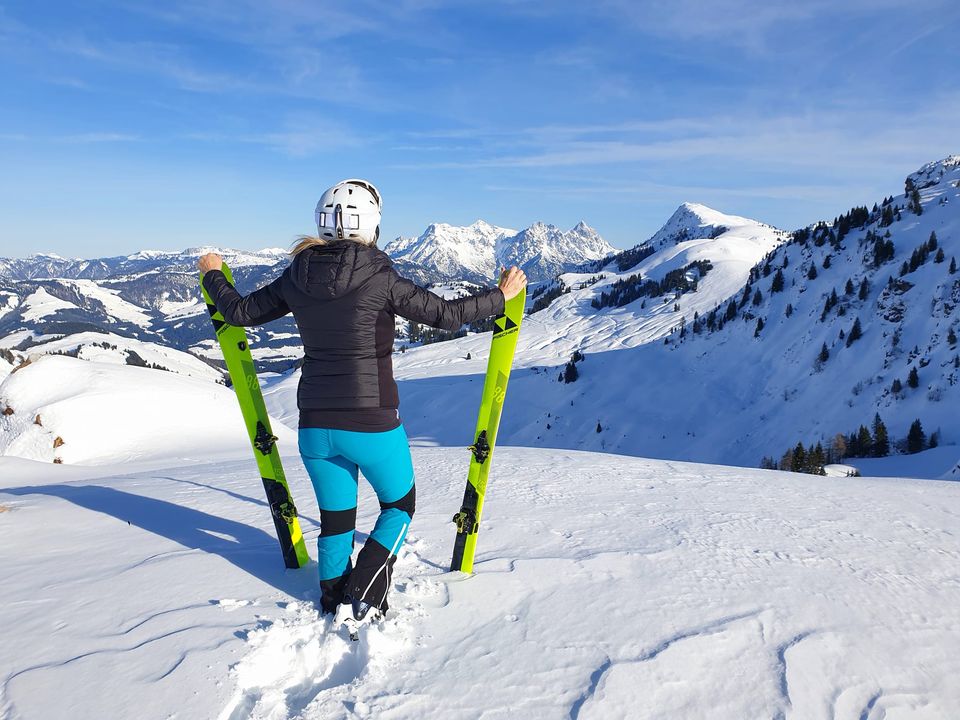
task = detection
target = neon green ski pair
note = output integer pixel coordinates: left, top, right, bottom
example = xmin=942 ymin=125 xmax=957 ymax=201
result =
xmin=199 ymin=263 xmax=309 ymax=569
xmin=450 ymin=288 xmax=526 ymax=574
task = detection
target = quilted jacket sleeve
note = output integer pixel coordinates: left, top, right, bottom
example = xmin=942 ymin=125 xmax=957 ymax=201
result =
xmin=201 ymin=269 xmax=290 ymax=326
xmin=386 ymin=270 xmax=505 ymax=331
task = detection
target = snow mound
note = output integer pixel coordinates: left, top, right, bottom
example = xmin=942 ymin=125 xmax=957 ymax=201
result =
xmin=945 ymin=458 xmax=960 ymax=481
xmin=0 ymin=355 xmax=293 ymax=465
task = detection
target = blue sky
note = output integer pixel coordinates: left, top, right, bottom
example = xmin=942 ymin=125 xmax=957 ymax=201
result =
xmin=0 ymin=0 xmax=958 ymax=258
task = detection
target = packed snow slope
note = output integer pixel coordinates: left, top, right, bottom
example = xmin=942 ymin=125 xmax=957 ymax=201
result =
xmin=1 ymin=444 xmax=959 ymax=720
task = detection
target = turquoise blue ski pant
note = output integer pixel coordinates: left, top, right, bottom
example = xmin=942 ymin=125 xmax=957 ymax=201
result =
xmin=298 ymin=424 xmax=415 ymax=613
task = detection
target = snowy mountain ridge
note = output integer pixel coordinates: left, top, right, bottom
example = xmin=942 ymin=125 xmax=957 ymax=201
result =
xmin=383 ymin=219 xmax=616 ymax=284
xmin=646 ymin=202 xmax=770 ymax=250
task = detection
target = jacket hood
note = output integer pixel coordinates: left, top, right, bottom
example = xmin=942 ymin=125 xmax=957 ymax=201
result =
xmin=288 ymin=241 xmax=392 ymax=299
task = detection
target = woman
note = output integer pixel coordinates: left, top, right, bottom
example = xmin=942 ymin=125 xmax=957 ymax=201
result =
xmin=198 ymin=178 xmax=527 ymax=628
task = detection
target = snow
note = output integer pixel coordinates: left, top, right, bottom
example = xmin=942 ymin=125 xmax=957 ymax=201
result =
xmin=18 ymin=331 xmax=223 ymax=381
xmin=836 ymin=445 xmax=960 ymax=480
xmin=62 ymin=279 xmax=153 ymax=326
xmin=159 ymin=296 xmax=206 ymax=319
xmin=1 ymin=445 xmax=959 ymax=719
xmin=19 ymin=286 xmax=79 ymax=321
xmin=0 ymin=355 xmax=291 ymax=465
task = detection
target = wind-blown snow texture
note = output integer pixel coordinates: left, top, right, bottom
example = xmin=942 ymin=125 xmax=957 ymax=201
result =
xmin=1 ymin=445 xmax=959 ymax=719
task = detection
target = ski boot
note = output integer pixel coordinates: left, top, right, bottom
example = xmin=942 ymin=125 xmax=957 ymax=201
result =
xmin=335 ymin=595 xmax=384 ymax=641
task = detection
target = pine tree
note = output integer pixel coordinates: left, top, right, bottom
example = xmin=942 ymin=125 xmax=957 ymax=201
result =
xmin=408 ymin=321 xmax=421 ymax=343
xmin=871 ymin=413 xmax=889 ymax=457
xmin=725 ymin=300 xmax=737 ymax=322
xmin=818 ymin=342 xmax=829 ymax=364
xmin=755 ymin=317 xmax=764 ymax=337
xmin=845 ymin=318 xmax=862 ymax=347
xmin=807 ymin=264 xmax=818 ymax=281
xmin=771 ymin=269 xmax=785 ymax=293
xmin=856 ymin=425 xmax=872 ymax=458
xmin=907 ymin=419 xmax=926 ymax=453
xmin=823 ymin=255 xmax=832 ymax=269
xmin=948 ymin=327 xmax=957 ymax=346
xmin=909 ymin=187 xmax=922 ymax=215
xmin=928 ymin=231 xmax=938 ymax=249
xmin=934 ymin=248 xmax=945 ymax=264
xmin=596 ymin=422 xmax=602 ymax=433
xmin=845 ymin=278 xmax=854 ymax=295
xmin=793 ymin=443 xmax=806 ymax=472
xmin=563 ymin=361 xmax=579 ymax=384
xmin=811 ymin=443 xmax=826 ymax=475
xmin=891 ymin=377 xmax=903 ymax=394
xmin=785 ymin=303 xmax=793 ymax=318
xmin=950 ymin=257 xmax=957 ymax=274
xmin=858 ymin=277 xmax=869 ymax=301
xmin=907 ymin=366 xmax=919 ymax=388
xmin=752 ymin=288 xmax=762 ymax=306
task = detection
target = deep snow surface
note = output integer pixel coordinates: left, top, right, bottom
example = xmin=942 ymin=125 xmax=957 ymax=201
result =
xmin=2 ymin=446 xmax=959 ymax=719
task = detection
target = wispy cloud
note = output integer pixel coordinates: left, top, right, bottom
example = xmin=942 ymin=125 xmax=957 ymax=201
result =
xmin=183 ymin=120 xmax=367 ymax=157
xmin=58 ymin=133 xmax=142 ymax=144
xmin=0 ymin=132 xmax=140 ymax=144
xmin=393 ymin=97 xmax=960 ymax=174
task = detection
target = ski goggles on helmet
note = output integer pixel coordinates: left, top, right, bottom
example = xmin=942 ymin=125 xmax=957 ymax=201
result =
xmin=317 ymin=208 xmax=362 ymax=231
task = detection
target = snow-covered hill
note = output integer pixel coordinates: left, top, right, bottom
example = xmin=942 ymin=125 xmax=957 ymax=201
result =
xmin=0 ymin=355 xmax=289 ymax=465
xmin=1 ymin=444 xmax=958 ymax=719
xmin=383 ymin=219 xmax=615 ymax=284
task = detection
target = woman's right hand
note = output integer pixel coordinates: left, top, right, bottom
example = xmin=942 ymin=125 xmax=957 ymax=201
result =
xmin=498 ymin=266 xmax=527 ymax=301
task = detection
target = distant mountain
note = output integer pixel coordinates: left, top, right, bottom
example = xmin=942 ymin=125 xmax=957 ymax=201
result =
xmin=0 ymin=220 xmax=614 ymax=370
xmin=383 ymin=220 xmax=616 ymax=284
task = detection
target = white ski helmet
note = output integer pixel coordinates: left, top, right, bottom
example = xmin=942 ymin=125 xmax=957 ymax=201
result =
xmin=315 ymin=178 xmax=382 ymax=245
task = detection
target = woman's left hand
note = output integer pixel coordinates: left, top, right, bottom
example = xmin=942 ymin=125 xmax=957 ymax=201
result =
xmin=198 ymin=253 xmax=223 ymax=274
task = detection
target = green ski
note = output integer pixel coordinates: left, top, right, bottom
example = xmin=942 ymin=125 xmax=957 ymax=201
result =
xmin=450 ymin=287 xmax=526 ymax=574
xmin=200 ymin=262 xmax=309 ymax=570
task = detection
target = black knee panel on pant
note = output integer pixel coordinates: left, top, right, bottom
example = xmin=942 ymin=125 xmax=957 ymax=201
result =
xmin=379 ymin=483 xmax=415 ymax=518
xmin=319 ymin=507 xmax=357 ymax=536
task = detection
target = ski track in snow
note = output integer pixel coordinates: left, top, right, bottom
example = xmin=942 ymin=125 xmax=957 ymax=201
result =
xmin=2 ymin=448 xmax=960 ymax=719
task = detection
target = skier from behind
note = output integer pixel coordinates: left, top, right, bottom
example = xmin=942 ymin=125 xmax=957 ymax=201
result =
xmin=198 ymin=179 xmax=527 ymax=630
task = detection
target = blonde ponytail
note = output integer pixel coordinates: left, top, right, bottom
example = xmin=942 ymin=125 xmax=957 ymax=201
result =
xmin=289 ymin=233 xmax=378 ymax=256
xmin=289 ymin=235 xmax=327 ymax=256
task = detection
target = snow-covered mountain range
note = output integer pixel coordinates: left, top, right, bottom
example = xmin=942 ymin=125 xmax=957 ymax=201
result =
xmin=2 ymin=155 xmax=958 ymax=474
xmin=383 ymin=219 xmax=615 ymax=284
xmin=0 ymin=220 xmax=615 ymax=370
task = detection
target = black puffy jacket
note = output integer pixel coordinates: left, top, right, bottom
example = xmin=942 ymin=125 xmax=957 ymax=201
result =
xmin=202 ymin=241 xmax=505 ymax=432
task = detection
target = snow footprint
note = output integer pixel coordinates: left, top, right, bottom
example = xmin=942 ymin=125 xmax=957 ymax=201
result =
xmin=220 ymin=583 xmax=422 ymax=718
